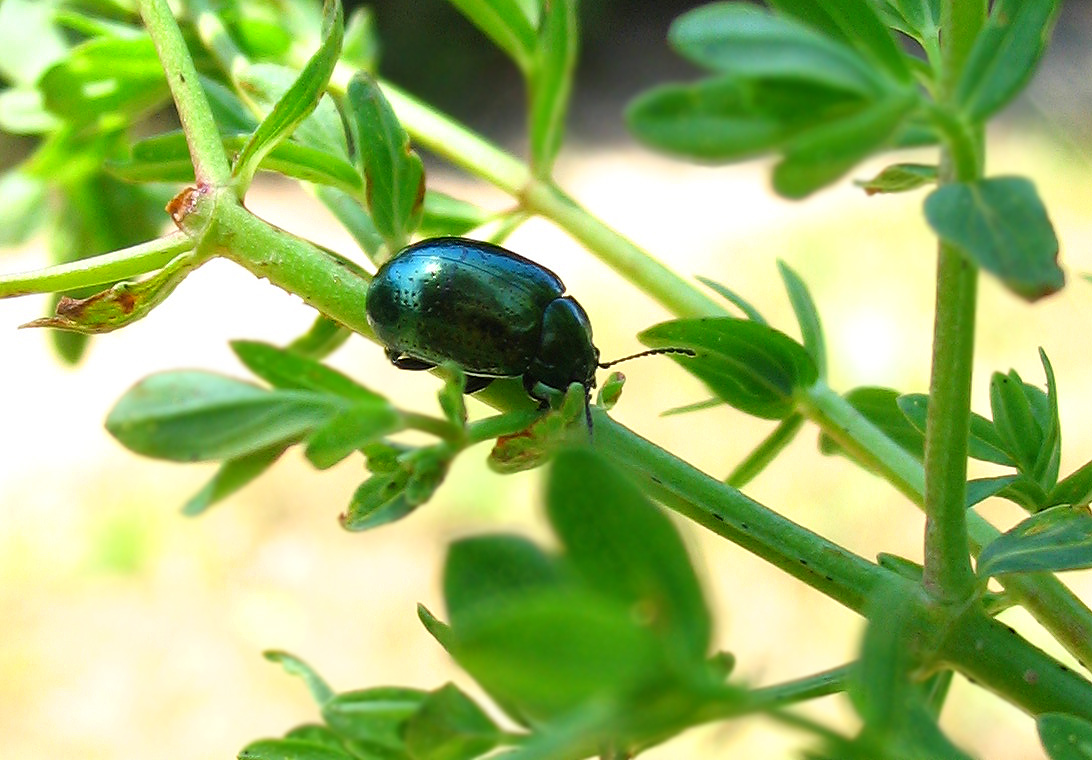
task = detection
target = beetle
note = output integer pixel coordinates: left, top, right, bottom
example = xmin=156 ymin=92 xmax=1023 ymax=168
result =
xmin=365 ymin=236 xmax=690 ymax=428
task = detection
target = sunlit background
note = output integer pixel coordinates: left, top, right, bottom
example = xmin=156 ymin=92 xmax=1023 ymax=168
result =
xmin=2 ymin=2 xmax=1092 ymax=758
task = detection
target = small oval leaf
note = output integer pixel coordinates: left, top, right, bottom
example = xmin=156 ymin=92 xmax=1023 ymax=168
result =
xmin=977 ymin=505 xmax=1092 ymax=579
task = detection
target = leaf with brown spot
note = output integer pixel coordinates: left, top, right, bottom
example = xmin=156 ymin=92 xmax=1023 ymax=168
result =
xmin=21 ymin=250 xmax=201 ymax=334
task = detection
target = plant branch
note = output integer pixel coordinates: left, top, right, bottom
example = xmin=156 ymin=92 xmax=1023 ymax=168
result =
xmin=919 ymin=0 xmax=989 ymax=605
xmin=139 ymin=0 xmax=231 ymax=186
xmin=0 ymin=233 xmax=192 ymax=298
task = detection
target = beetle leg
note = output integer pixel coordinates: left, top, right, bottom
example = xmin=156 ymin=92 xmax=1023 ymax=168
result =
xmin=387 ymin=349 xmax=436 ymax=371
xmin=463 ymin=375 xmax=494 ymax=393
xmin=523 ymin=376 xmax=551 ymax=410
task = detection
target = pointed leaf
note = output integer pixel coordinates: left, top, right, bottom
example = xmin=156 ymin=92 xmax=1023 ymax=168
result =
xmin=322 ymin=687 xmax=427 ymax=749
xmin=777 ymin=260 xmax=826 ymax=379
xmin=419 ymin=191 xmax=493 ymax=239
xmin=640 ymin=317 xmax=818 ymax=420
xmin=977 ymin=505 xmax=1092 ymax=579
xmin=669 ymin=4 xmax=886 ymax=96
xmin=106 ymin=371 xmax=342 ymax=462
xmin=304 ymin=404 xmax=402 ymax=469
xmin=766 ymin=0 xmax=913 ymax=83
xmin=402 ymin=683 xmax=503 ymax=760
xmin=444 ymin=0 xmax=537 ymax=73
xmin=990 ymin=368 xmax=1046 ymax=478
xmin=966 ymin=476 xmax=1019 ymax=509
xmin=1050 ymin=458 xmax=1092 ymax=508
xmin=529 ymin=0 xmax=577 ymax=176
xmin=238 ymin=739 xmax=354 ymax=760
xmin=627 ymin=75 xmax=867 ymax=163
xmin=855 ymin=163 xmax=937 ymax=195
xmin=313 ymin=186 xmax=384 ymax=259
xmin=347 ymin=73 xmax=425 ymax=251
xmin=182 ymin=444 xmax=288 ymax=516
xmin=21 ymin=251 xmax=202 ymax=334
xmin=955 ymin=0 xmax=1060 ymax=121
xmin=236 ymin=63 xmax=349 ymax=160
xmin=773 ymin=91 xmax=918 ymax=198
xmin=925 ymin=176 xmax=1063 ymax=301
xmin=696 ymin=276 xmax=767 ymax=324
xmin=231 ymin=341 xmax=385 ymax=404
xmin=233 ymin=0 xmax=344 ymax=190
xmin=340 ymin=470 xmax=414 ymax=531
xmin=1032 ymin=350 xmax=1062 ymax=492
xmin=264 ymin=650 xmax=336 ymax=706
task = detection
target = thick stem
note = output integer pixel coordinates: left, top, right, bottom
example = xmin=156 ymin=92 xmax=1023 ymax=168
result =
xmin=939 ymin=609 xmax=1092 ymax=719
xmin=0 ymin=234 xmax=192 ymax=297
xmin=593 ymin=410 xmax=887 ymax=613
xmin=138 ymin=0 xmax=231 ymax=186
xmin=920 ymin=0 xmax=989 ymax=604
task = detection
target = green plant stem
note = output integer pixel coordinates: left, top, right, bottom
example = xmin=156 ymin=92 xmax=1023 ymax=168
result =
xmin=594 ymin=409 xmax=886 ymax=613
xmin=922 ymin=244 xmax=978 ymax=603
xmin=726 ymin=413 xmax=804 ymax=488
xmin=0 ymin=233 xmax=192 ymax=297
xmin=939 ymin=609 xmax=1092 ymax=719
xmin=138 ymin=0 xmax=230 ymax=187
xmin=802 ymin=383 xmax=1092 ymax=669
xmin=919 ymin=0 xmax=989 ymax=605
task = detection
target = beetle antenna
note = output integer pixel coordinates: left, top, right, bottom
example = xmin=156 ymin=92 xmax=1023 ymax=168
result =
xmin=598 ymin=347 xmax=695 ymax=369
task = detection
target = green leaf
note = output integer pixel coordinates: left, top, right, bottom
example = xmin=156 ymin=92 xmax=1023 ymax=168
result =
xmin=347 ymin=73 xmax=426 ymax=251
xmin=777 ymin=260 xmax=826 ymax=379
xmin=340 ymin=470 xmax=414 ymax=531
xmin=989 ymin=365 xmax=1054 ymax=487
xmin=444 ymin=0 xmax=537 ymax=73
xmin=402 ymin=684 xmax=504 ymax=760
xmin=640 ymin=317 xmax=818 ymax=420
xmin=546 ymin=448 xmax=711 ymax=661
xmin=695 ymin=276 xmax=767 ymax=324
xmin=182 ymin=444 xmax=288 ymax=516
xmin=284 ymin=725 xmax=346 ymax=751
xmin=924 ymin=176 xmax=1063 ymax=301
xmin=1034 ymin=349 xmax=1062 ymax=492
xmin=106 ymin=371 xmax=342 ymax=462
xmin=0 ymin=0 xmax=70 ymax=86
xmin=529 ymin=0 xmax=577 ymax=176
xmin=322 ymin=687 xmax=427 ymax=750
xmin=264 ymin=650 xmax=336 ymax=706
xmin=233 ymin=0 xmax=345 ymax=190
xmin=304 ymin=404 xmax=403 ymax=469
xmin=977 ymin=505 xmax=1092 ymax=579
xmin=855 ymin=163 xmax=937 ymax=195
xmin=1039 ymin=712 xmax=1092 ymax=760
xmin=765 ymin=0 xmax=913 ymax=83
xmin=965 ymin=476 xmax=1019 ymax=509
xmin=626 ymin=75 xmax=867 ymax=163
xmin=313 ymin=186 xmax=384 ymax=259
xmin=21 ymin=251 xmax=203 ymax=334
xmin=238 ymin=738 xmax=355 ymax=760
xmin=1050 ymin=458 xmax=1092 ymax=509
xmin=883 ymin=0 xmax=940 ymax=43
xmin=39 ymin=36 xmax=168 ymax=127
xmin=419 ymin=191 xmax=493 ymax=239
xmin=819 ymin=387 xmax=924 ymax=461
xmin=669 ymin=4 xmax=886 ymax=96
xmin=231 ymin=341 xmax=386 ymax=404
xmin=897 ymin=393 xmax=1013 ymax=466
xmin=417 ymin=604 xmax=457 ymax=653
xmin=287 ymin=316 xmax=352 ymax=360
xmin=111 ymin=131 xmax=362 ymax=194
xmin=955 ymin=0 xmax=1060 ymax=121
xmin=443 ymin=535 xmax=563 ymax=632
xmin=449 ymin=588 xmax=667 ymax=720
xmin=436 ymin=364 xmax=469 ymax=427
xmin=773 ymin=91 xmax=919 ymax=198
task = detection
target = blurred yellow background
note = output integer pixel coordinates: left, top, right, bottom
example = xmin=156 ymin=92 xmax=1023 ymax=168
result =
xmin=2 ymin=126 xmax=1092 ymax=760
